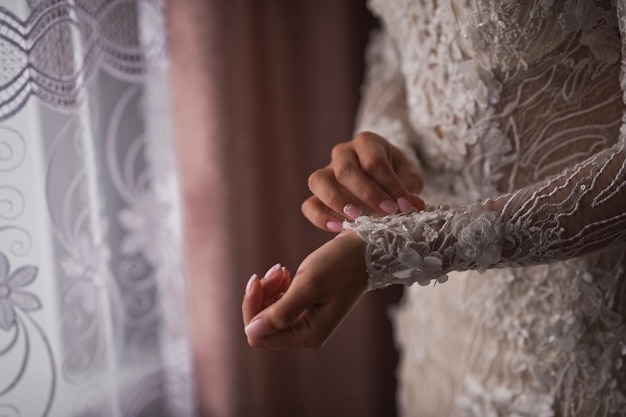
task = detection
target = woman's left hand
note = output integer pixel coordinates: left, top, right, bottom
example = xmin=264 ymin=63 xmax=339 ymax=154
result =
xmin=242 ymin=231 xmax=368 ymax=348
xmin=302 ymin=132 xmax=425 ymax=232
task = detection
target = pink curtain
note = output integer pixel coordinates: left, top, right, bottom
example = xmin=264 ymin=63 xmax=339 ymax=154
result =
xmin=167 ymin=1 xmax=402 ymax=416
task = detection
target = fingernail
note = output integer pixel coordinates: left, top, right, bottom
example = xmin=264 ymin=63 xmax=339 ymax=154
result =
xmin=397 ymin=197 xmax=412 ymax=213
xmin=245 ymin=273 xmax=258 ymax=294
xmin=342 ymin=204 xmax=362 ymax=219
xmin=379 ymin=199 xmax=398 ymax=214
xmin=264 ymin=263 xmax=281 ymax=279
xmin=245 ymin=318 xmax=271 ymax=339
xmin=326 ymin=221 xmax=343 ymax=232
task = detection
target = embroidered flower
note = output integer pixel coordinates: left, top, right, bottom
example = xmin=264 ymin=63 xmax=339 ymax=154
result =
xmin=579 ymin=9 xmax=620 ymax=64
xmin=460 ymin=378 xmax=554 ymax=417
xmin=118 ymin=191 xmax=169 ymax=265
xmin=451 ymin=205 xmax=502 ymax=270
xmin=59 ymin=234 xmax=109 ymax=315
xmin=393 ymin=248 xmax=447 ymax=286
xmin=60 ymin=233 xmax=106 ymax=281
xmin=510 ymin=390 xmax=555 ymax=417
xmin=0 ymin=252 xmax=42 ymax=331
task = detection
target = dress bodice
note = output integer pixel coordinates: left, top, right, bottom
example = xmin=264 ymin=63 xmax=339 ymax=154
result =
xmin=368 ymin=0 xmax=622 ymax=200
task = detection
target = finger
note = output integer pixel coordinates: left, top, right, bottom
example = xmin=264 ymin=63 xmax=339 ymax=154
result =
xmin=245 ymin=277 xmax=318 ymax=346
xmin=308 ymin=167 xmax=368 ymax=220
xmin=352 ymin=138 xmax=415 ymax=212
xmin=242 ymin=274 xmax=263 ymax=326
xmin=331 ymin=145 xmax=401 ymax=215
xmin=261 ymin=266 xmax=291 ymax=301
xmin=410 ymin=193 xmax=426 ymax=211
xmin=262 ymin=290 xmax=286 ymax=310
xmin=250 ymin=286 xmax=359 ymax=349
xmin=394 ymin=156 xmax=425 ymax=194
xmin=259 ymin=263 xmax=284 ymax=294
xmin=243 ymin=266 xmax=291 ymax=329
xmin=301 ymin=196 xmax=345 ymax=232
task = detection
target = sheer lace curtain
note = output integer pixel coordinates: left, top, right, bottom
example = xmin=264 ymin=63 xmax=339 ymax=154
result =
xmin=0 ymin=1 xmax=194 ymax=416
xmin=167 ymin=1 xmax=401 ymax=417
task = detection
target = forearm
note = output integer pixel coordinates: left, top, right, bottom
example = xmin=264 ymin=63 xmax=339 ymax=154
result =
xmin=345 ymin=142 xmax=626 ymax=290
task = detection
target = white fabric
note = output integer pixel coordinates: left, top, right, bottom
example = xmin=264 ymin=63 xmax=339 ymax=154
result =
xmin=349 ymin=0 xmax=626 ymax=415
xmin=0 ymin=1 xmax=195 ymax=416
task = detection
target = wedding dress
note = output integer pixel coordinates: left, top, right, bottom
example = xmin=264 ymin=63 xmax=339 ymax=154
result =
xmin=349 ymin=1 xmax=626 ymax=416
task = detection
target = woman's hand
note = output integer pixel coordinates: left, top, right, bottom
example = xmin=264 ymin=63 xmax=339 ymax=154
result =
xmin=302 ymin=131 xmax=425 ymax=232
xmin=242 ymin=231 xmax=368 ymax=348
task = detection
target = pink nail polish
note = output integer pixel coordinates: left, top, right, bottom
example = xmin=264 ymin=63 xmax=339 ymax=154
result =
xmin=245 ymin=274 xmax=258 ymax=294
xmin=379 ymin=199 xmax=399 ymax=214
xmin=264 ymin=263 xmax=281 ymax=279
xmin=245 ymin=318 xmax=271 ymax=339
xmin=326 ymin=221 xmax=343 ymax=232
xmin=397 ymin=197 xmax=412 ymax=213
xmin=342 ymin=204 xmax=362 ymax=219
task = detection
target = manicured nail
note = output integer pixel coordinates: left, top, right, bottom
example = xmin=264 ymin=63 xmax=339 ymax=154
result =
xmin=245 ymin=318 xmax=271 ymax=339
xmin=342 ymin=204 xmax=362 ymax=219
xmin=245 ymin=274 xmax=258 ymax=294
xmin=264 ymin=263 xmax=281 ymax=279
xmin=379 ymin=199 xmax=398 ymax=214
xmin=326 ymin=221 xmax=343 ymax=232
xmin=397 ymin=197 xmax=412 ymax=213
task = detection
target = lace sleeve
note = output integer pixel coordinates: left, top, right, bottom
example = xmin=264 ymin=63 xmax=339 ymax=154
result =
xmin=346 ymin=5 xmax=626 ymax=291
xmin=355 ymin=27 xmax=422 ymax=169
xmin=346 ymin=142 xmax=626 ymax=290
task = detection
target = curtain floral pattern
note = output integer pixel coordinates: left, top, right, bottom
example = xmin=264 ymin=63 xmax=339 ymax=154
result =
xmin=0 ymin=1 xmax=195 ymax=416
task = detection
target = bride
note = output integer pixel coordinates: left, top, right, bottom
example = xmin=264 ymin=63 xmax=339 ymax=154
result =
xmin=243 ymin=1 xmax=626 ymax=416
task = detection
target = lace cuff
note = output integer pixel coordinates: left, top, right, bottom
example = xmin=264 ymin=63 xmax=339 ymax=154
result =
xmin=345 ymin=203 xmax=504 ymax=290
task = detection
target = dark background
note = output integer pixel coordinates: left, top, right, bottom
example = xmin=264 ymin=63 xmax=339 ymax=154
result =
xmin=168 ymin=2 xmax=403 ymax=416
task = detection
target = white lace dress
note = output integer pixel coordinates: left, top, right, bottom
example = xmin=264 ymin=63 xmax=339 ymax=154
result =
xmin=348 ymin=1 xmax=626 ymax=416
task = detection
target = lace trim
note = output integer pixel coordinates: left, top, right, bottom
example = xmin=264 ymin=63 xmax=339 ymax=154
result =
xmin=345 ymin=203 xmax=503 ymax=290
xmin=0 ymin=0 xmax=166 ymax=120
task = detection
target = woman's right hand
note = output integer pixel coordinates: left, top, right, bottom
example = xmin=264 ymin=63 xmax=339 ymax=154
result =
xmin=302 ymin=131 xmax=425 ymax=232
